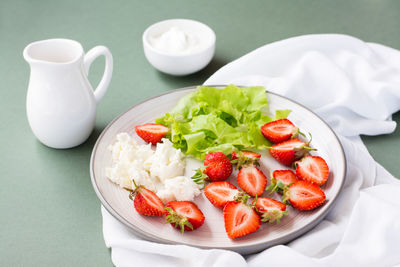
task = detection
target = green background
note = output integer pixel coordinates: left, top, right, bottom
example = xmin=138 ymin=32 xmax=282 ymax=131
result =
xmin=1 ymin=0 xmax=399 ymax=266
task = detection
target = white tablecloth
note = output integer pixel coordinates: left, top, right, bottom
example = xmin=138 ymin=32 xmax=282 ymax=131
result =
xmin=102 ymin=34 xmax=400 ymax=267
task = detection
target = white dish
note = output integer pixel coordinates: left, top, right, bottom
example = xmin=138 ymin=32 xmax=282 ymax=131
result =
xmin=90 ymin=85 xmax=346 ymax=254
xmin=142 ymin=19 xmax=216 ymax=76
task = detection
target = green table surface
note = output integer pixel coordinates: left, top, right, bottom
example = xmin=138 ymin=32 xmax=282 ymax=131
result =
xmin=1 ymin=0 xmax=400 ymax=266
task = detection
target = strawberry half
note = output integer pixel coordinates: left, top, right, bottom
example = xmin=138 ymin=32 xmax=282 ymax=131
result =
xmin=261 ymin=119 xmax=299 ymax=143
xmin=231 ymin=151 xmax=261 ymax=169
xmin=237 ymin=165 xmax=267 ymax=197
xmin=135 ymin=123 xmax=169 ymax=145
xmin=129 ymin=181 xmax=165 ymax=216
xmin=269 ymin=138 xmax=314 ymax=166
xmin=254 ymin=197 xmax=288 ymax=223
xmin=283 ymin=180 xmax=326 ymax=211
xmin=223 ymin=198 xmax=261 ymax=239
xmin=204 ymin=181 xmax=244 ymax=208
xmin=266 ymin=169 xmax=298 ymax=194
xmin=165 ymin=201 xmax=205 ymax=233
xmin=295 ymin=156 xmax=329 ymax=186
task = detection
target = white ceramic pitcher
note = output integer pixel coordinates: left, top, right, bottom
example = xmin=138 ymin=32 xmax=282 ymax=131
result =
xmin=23 ymin=39 xmax=113 ymax=149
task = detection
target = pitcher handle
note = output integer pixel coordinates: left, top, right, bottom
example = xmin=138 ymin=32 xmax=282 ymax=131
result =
xmin=84 ymin=46 xmax=113 ymax=104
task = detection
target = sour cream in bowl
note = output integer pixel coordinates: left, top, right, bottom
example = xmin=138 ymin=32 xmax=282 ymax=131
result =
xmin=143 ymin=19 xmax=216 ymax=76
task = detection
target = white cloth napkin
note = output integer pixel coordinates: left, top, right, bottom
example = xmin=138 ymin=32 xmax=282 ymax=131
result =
xmin=102 ymin=34 xmax=400 ymax=267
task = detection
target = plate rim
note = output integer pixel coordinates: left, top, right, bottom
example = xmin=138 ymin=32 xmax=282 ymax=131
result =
xmin=90 ymin=84 xmax=347 ymax=254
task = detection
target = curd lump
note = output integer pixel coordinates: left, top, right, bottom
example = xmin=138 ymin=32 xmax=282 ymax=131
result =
xmin=106 ymin=133 xmax=201 ymax=203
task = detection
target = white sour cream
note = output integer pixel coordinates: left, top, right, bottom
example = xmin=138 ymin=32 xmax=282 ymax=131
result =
xmin=149 ymin=26 xmax=204 ymax=55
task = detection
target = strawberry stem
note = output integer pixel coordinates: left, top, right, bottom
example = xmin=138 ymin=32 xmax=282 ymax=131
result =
xmin=231 ymin=151 xmax=260 ymax=169
xmin=191 ymin=168 xmax=207 ymax=188
xmin=165 ymin=207 xmax=193 ymax=234
xmin=282 ymin=187 xmax=290 ymax=204
xmin=132 ymin=179 xmax=139 ymax=189
xmin=233 ymin=190 xmax=246 ymax=202
xmin=129 ymin=179 xmax=142 ymax=200
xmin=261 ymin=209 xmax=289 ymax=224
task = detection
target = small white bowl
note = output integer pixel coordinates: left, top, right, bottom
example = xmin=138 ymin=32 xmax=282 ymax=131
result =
xmin=143 ymin=19 xmax=216 ymax=76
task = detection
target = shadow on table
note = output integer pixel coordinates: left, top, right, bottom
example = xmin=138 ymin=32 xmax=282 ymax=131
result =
xmin=155 ymin=56 xmax=229 ymax=87
xmin=33 ymin=125 xmax=105 ymax=167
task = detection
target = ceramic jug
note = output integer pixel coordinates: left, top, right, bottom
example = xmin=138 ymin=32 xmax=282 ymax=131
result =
xmin=23 ymin=39 xmax=113 ymax=149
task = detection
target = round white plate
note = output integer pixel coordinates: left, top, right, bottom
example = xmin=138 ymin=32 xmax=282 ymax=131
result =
xmin=90 ymin=85 xmax=346 ymax=254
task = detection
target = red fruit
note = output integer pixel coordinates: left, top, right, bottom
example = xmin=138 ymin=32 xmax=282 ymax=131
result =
xmin=135 ymin=123 xmax=169 ymax=145
xmin=261 ymin=119 xmax=299 ymax=143
xmin=231 ymin=151 xmax=261 ymax=160
xmin=231 ymin=151 xmax=261 ymax=169
xmin=284 ymin=181 xmax=326 ymax=211
xmin=204 ymin=182 xmax=243 ymax=208
xmin=165 ymin=201 xmax=205 ymax=233
xmin=295 ymin=156 xmax=329 ymax=186
xmin=269 ymin=138 xmax=313 ymax=166
xmin=129 ymin=183 xmax=165 ymax=216
xmin=204 ymin=152 xmax=228 ymax=166
xmin=266 ymin=170 xmax=298 ymax=194
xmin=223 ymin=201 xmax=261 ymax=239
xmin=254 ymin=197 xmax=288 ymax=223
xmin=204 ymin=158 xmax=233 ymax=182
xmin=237 ymin=165 xmax=267 ymax=197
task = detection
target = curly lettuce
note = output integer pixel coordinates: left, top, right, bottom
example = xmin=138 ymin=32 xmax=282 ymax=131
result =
xmin=156 ymin=85 xmax=290 ymax=160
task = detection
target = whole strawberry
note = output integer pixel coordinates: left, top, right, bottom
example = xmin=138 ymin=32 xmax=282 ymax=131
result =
xmin=191 ymin=152 xmax=233 ymax=185
xmin=204 ymin=152 xmax=228 ymax=166
xmin=205 ymin=158 xmax=233 ymax=181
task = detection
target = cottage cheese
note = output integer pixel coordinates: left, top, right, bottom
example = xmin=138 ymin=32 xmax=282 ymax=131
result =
xmin=106 ymin=133 xmax=201 ymax=203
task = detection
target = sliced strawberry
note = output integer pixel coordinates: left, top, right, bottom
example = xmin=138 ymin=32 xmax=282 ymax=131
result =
xmin=266 ymin=169 xmax=298 ymax=194
xmin=204 ymin=152 xmax=228 ymax=166
xmin=254 ymin=197 xmax=288 ymax=223
xmin=204 ymin=181 xmax=244 ymax=208
xmin=231 ymin=151 xmax=261 ymax=160
xmin=261 ymin=119 xmax=299 ymax=143
xmin=231 ymin=151 xmax=261 ymax=169
xmin=135 ymin=123 xmax=169 ymax=145
xmin=165 ymin=201 xmax=205 ymax=233
xmin=295 ymin=156 xmax=329 ymax=186
xmin=237 ymin=165 xmax=267 ymax=197
xmin=283 ymin=180 xmax=326 ymax=211
xmin=269 ymin=138 xmax=314 ymax=166
xmin=129 ymin=181 xmax=165 ymax=216
xmin=223 ymin=200 xmax=261 ymax=239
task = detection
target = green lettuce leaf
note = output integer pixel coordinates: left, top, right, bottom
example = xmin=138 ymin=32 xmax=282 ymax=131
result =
xmin=155 ymin=85 xmax=291 ymax=160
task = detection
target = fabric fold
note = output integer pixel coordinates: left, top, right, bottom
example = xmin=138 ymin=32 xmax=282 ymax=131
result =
xmin=102 ymin=34 xmax=400 ymax=267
